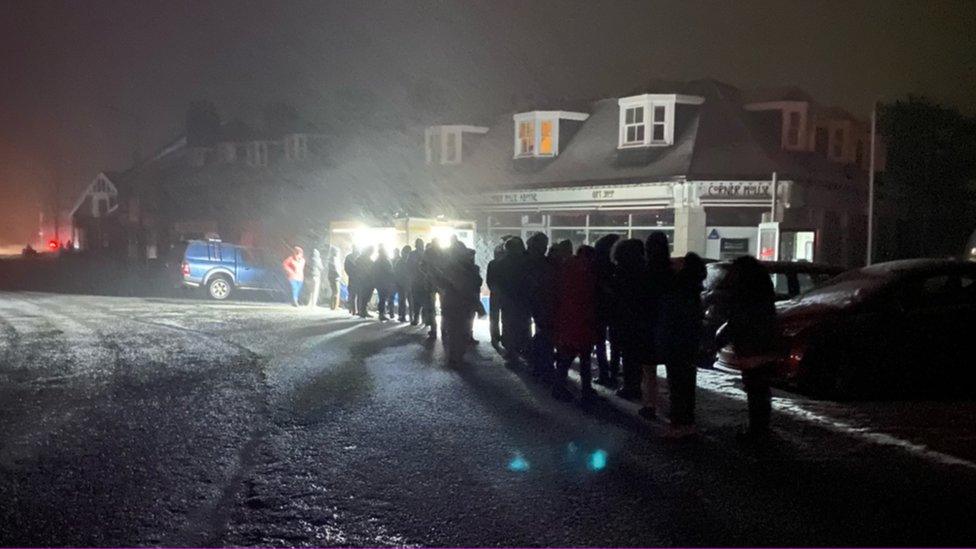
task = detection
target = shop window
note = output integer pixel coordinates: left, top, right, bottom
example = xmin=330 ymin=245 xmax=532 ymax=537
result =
xmin=551 ymin=229 xmax=586 ymax=250
xmin=589 ymin=211 xmax=629 ymax=227
xmin=631 ymin=210 xmax=674 ymax=227
xmin=549 ymin=212 xmax=587 ymax=227
xmin=488 ymin=213 xmax=523 ymax=227
xmin=588 ymin=229 xmax=626 ymax=245
xmin=705 ymin=207 xmax=766 ymax=227
xmin=631 ymin=229 xmax=674 ymax=251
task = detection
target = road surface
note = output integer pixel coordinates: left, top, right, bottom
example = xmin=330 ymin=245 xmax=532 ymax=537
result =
xmin=1 ymin=291 xmax=975 ymax=546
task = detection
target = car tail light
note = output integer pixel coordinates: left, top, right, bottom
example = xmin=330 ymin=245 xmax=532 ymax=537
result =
xmin=784 ymin=336 xmax=807 ymax=378
xmin=181 ymin=261 xmax=190 ymax=277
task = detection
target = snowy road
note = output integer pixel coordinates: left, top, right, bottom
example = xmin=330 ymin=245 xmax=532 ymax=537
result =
xmin=2 ymin=292 xmax=976 ymax=546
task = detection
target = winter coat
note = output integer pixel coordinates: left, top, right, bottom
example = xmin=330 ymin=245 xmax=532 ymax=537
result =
xmin=355 ymin=255 xmax=375 ymax=289
xmin=344 ymin=253 xmax=358 ymax=283
xmin=440 ymin=256 xmax=483 ymax=318
xmin=657 ymin=275 xmax=704 ymax=364
xmin=283 ymin=255 xmax=305 ymax=282
xmin=611 ymin=265 xmax=656 ymax=361
xmin=554 ymin=255 xmax=600 ymax=353
xmin=372 ymin=257 xmax=395 ymax=292
xmin=309 ymin=251 xmax=324 ymax=278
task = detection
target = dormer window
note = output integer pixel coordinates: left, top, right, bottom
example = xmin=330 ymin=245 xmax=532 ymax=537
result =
xmin=617 ymin=94 xmax=701 ymax=149
xmin=426 ymin=125 xmax=487 ymax=165
xmin=285 ymin=134 xmax=308 ymax=161
xmin=512 ymin=111 xmax=587 ymax=158
xmin=246 ymin=142 xmax=268 ymax=167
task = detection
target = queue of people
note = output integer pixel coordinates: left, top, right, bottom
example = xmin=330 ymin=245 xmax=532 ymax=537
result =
xmin=288 ymin=230 xmax=778 ymax=440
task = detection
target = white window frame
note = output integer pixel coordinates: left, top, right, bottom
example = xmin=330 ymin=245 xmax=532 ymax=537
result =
xmin=617 ymin=94 xmax=700 ymax=149
xmin=512 ymin=111 xmax=587 ymax=159
xmin=622 ymin=106 xmax=645 ymax=146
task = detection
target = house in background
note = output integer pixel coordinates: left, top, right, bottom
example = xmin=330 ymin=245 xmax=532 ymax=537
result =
xmin=428 ymin=79 xmax=885 ymax=267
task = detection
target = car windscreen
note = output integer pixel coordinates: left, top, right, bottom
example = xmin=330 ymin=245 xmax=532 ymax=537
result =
xmin=791 ymin=270 xmax=889 ymax=308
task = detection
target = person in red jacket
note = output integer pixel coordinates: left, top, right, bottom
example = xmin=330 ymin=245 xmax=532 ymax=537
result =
xmin=552 ymin=245 xmax=601 ymax=403
xmin=282 ymin=246 xmax=306 ymax=306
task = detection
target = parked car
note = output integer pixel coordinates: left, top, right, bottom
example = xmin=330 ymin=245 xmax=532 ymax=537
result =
xmin=178 ymin=239 xmax=283 ymax=300
xmin=698 ymin=260 xmax=844 ymax=367
xmin=717 ymin=259 xmax=976 ymax=399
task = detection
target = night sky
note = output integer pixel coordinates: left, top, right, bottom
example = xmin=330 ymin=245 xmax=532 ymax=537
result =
xmin=2 ymin=0 xmax=974 ymax=243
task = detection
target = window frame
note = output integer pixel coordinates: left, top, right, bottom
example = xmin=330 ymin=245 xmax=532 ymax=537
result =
xmin=617 ymin=95 xmax=677 ymax=148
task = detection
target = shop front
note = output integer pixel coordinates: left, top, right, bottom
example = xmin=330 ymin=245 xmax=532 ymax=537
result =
xmin=466 ymin=180 xmax=799 ymax=261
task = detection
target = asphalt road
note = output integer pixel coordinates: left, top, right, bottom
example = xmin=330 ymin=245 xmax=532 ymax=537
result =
xmin=2 ymin=291 xmax=976 ymax=546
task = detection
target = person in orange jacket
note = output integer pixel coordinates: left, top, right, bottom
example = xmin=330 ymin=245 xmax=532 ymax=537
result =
xmin=282 ymin=246 xmax=306 ymax=306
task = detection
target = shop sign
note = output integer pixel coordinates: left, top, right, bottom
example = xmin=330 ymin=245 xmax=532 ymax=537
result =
xmin=702 ymin=182 xmax=771 ymax=200
xmin=482 ymin=184 xmax=672 ymax=207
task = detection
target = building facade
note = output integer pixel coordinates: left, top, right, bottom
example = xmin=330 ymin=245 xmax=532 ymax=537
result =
xmin=431 ymin=79 xmax=881 ymax=267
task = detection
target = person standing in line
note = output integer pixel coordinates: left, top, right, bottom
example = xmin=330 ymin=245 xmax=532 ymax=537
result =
xmin=658 ymin=252 xmax=707 ymax=438
xmin=638 ymin=231 xmax=674 ymax=419
xmin=593 ymin=234 xmax=622 ymax=387
xmin=388 ymin=247 xmax=401 ymax=318
xmin=486 ymin=241 xmax=507 ymax=350
xmin=327 ymin=246 xmax=342 ymax=310
xmin=610 ymin=239 xmax=653 ymax=402
xmin=394 ymin=244 xmax=412 ymax=322
xmin=525 ymin=232 xmax=556 ymax=378
xmin=718 ymin=255 xmax=779 ymax=439
xmin=373 ymin=246 xmax=396 ymax=322
xmin=440 ymin=243 xmax=484 ymax=365
xmin=419 ymin=241 xmax=444 ymax=339
xmin=282 ymin=246 xmax=306 ymax=307
xmin=552 ymin=245 xmax=601 ymax=403
xmin=306 ymin=248 xmax=324 ymax=308
xmin=344 ymin=246 xmax=360 ymax=316
xmin=408 ymin=239 xmax=427 ymax=326
xmin=355 ymin=246 xmax=375 ymax=318
xmin=496 ymin=237 xmax=531 ymax=363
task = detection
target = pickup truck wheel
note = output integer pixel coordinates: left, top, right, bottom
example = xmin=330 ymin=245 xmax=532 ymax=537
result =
xmin=207 ymin=276 xmax=233 ymax=300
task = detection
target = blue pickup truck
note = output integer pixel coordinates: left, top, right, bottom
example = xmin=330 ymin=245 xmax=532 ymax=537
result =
xmin=178 ymin=239 xmax=283 ymax=300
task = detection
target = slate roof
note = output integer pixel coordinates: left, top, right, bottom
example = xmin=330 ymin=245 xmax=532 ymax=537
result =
xmin=442 ymin=79 xmax=868 ymax=194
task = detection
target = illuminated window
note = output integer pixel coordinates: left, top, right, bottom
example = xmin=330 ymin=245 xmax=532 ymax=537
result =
xmin=623 ymin=107 xmax=645 ymax=145
xmin=539 ymin=120 xmax=553 ymax=154
xmin=518 ymin=120 xmax=535 ymax=155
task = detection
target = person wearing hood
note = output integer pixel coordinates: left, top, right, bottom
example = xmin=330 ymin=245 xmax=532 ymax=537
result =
xmin=658 ymin=252 xmax=707 ymax=438
xmin=344 ymin=246 xmax=360 ymax=316
xmin=282 ymin=246 xmax=306 ymax=307
xmin=552 ymin=245 xmax=601 ymax=403
xmin=373 ymin=246 xmax=396 ymax=321
xmin=306 ymin=248 xmax=325 ymax=308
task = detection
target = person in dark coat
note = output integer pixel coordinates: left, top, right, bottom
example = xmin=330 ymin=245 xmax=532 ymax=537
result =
xmin=327 ymin=246 xmax=342 ymax=310
xmin=394 ymin=244 xmax=412 ymax=322
xmin=611 ymin=239 xmax=654 ymax=401
xmin=659 ymin=252 xmax=707 ymax=438
xmin=486 ymin=241 xmax=508 ymax=349
xmin=440 ymin=243 xmax=484 ymax=365
xmin=496 ymin=237 xmax=531 ymax=363
xmin=638 ymin=231 xmax=674 ymax=418
xmin=552 ymin=245 xmax=601 ymax=402
xmin=343 ymin=246 xmax=360 ymax=316
xmin=419 ymin=241 xmax=444 ymax=339
xmin=718 ymin=255 xmax=779 ymax=438
xmin=593 ymin=233 xmax=622 ymax=386
xmin=373 ymin=246 xmax=396 ymax=321
xmin=355 ymin=246 xmax=375 ymax=318
xmin=408 ymin=239 xmax=428 ymax=326
xmin=388 ymin=247 xmax=401 ymax=318
xmin=525 ymin=232 xmax=556 ymax=377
